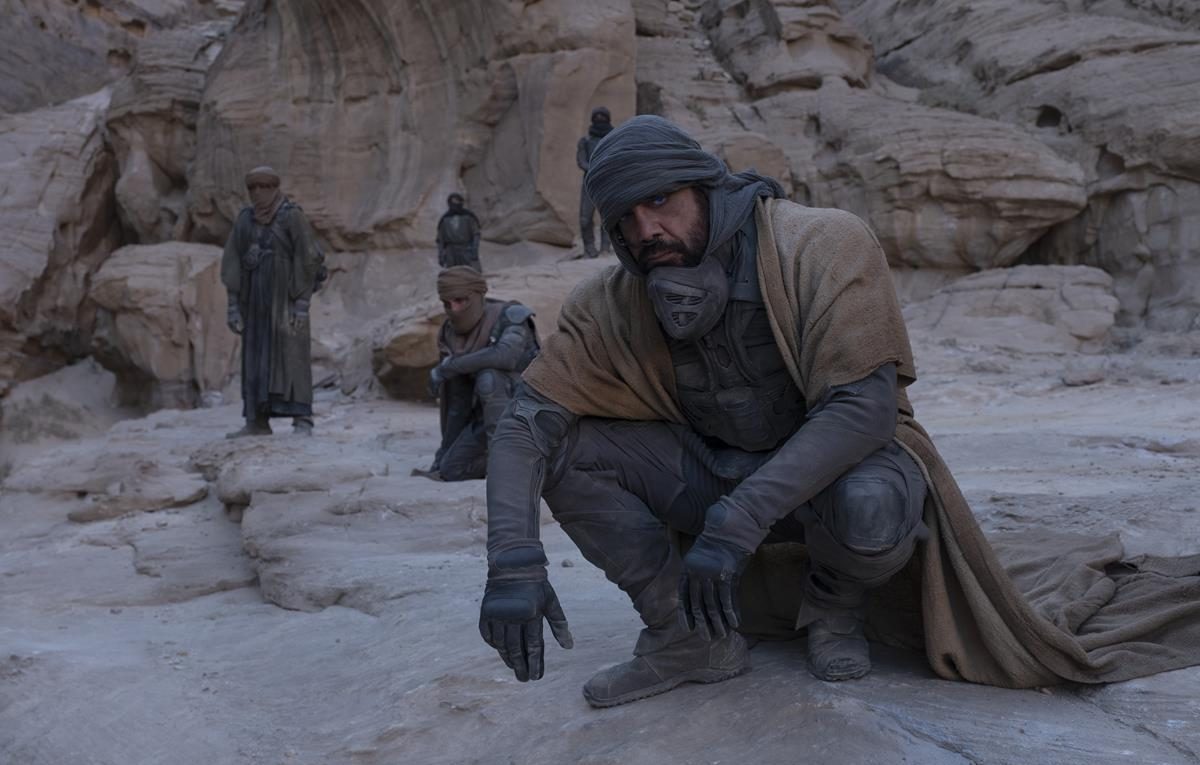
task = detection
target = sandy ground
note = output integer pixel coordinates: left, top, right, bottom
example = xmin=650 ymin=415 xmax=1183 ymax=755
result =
xmin=2 ymin=330 xmax=1199 ymax=765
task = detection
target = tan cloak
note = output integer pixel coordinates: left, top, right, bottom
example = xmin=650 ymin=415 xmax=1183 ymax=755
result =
xmin=523 ymin=198 xmax=1200 ymax=688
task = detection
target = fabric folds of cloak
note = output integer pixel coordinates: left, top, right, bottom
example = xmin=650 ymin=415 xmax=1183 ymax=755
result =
xmin=221 ymin=201 xmax=324 ymax=419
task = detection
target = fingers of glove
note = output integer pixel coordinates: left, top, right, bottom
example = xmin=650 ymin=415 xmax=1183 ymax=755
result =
xmin=523 ymin=621 xmax=545 ymax=681
xmin=503 ymin=624 xmax=530 ymax=682
xmin=688 ymin=576 xmax=710 ymax=642
xmin=702 ymin=578 xmax=726 ymax=640
xmin=677 ymin=574 xmax=695 ymax=633
xmin=480 ymin=620 xmax=515 ymax=669
xmin=718 ymin=579 xmax=740 ymax=631
xmin=542 ymin=586 xmax=574 ymax=649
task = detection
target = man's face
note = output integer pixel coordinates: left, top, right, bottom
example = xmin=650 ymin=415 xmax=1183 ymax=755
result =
xmin=443 ymin=295 xmax=472 ymax=316
xmin=448 ymin=196 xmax=464 ymax=212
xmin=247 ymin=180 xmax=278 ymax=207
xmin=616 ymin=187 xmax=708 ymax=271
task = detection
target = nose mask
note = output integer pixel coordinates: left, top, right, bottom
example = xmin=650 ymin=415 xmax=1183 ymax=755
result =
xmin=645 ymin=255 xmax=729 ymax=342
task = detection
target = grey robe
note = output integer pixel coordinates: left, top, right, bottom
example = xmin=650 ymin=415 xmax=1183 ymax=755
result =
xmin=220 ymin=200 xmax=324 ymax=419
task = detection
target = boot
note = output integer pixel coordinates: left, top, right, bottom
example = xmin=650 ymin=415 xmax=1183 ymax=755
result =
xmin=582 ymin=630 xmax=750 ymax=708
xmin=806 ymin=606 xmax=870 ymax=681
xmin=226 ymin=417 xmax=271 ymax=439
xmin=293 ymin=417 xmax=314 ymax=436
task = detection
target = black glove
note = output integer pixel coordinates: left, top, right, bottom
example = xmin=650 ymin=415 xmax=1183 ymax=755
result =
xmin=479 ymin=567 xmax=573 ymax=682
xmin=226 ymin=304 xmax=244 ymax=335
xmin=290 ymin=298 xmax=309 ymax=328
xmin=427 ymin=361 xmax=446 ymax=399
xmin=678 ymin=500 xmax=759 ymax=641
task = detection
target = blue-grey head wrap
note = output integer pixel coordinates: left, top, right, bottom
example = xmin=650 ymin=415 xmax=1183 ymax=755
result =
xmin=583 ymin=115 xmax=785 ymax=275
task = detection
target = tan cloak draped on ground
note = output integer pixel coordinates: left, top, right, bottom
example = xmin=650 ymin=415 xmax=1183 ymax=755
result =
xmin=524 ymin=198 xmax=1200 ymax=688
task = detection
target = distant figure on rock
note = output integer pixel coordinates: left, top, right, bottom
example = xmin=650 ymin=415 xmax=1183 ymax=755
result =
xmin=576 ymin=106 xmax=613 ymax=258
xmin=436 ymin=193 xmax=482 ymax=272
xmin=221 ymin=166 xmax=326 ymax=438
xmin=418 ymin=267 xmax=538 ymax=481
xmin=476 ymin=116 xmax=1200 ymax=709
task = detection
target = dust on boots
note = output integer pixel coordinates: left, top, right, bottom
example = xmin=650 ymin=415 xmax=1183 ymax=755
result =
xmin=806 ymin=607 xmax=871 ymax=682
xmin=582 ymin=630 xmax=751 ymax=708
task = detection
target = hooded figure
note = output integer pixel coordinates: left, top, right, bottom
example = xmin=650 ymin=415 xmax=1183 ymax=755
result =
xmin=416 ymin=267 xmax=539 ymax=482
xmin=436 ymin=193 xmax=483 ymax=272
xmin=576 ymin=106 xmax=615 ymax=258
xmin=220 ymin=166 xmax=325 ymax=438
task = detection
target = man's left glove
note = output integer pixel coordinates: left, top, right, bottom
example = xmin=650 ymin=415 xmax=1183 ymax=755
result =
xmin=290 ymin=298 xmax=309 ymax=328
xmin=226 ymin=303 xmax=244 ymax=335
xmin=678 ymin=498 xmax=764 ymax=641
xmin=479 ymin=550 xmax=574 ymax=682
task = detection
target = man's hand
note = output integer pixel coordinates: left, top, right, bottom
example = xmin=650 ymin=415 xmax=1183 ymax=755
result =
xmin=290 ymin=298 xmax=309 ymax=328
xmin=479 ymin=572 xmax=573 ymax=682
xmin=678 ymin=500 xmax=758 ymax=641
xmin=427 ymin=362 xmax=446 ymax=399
xmin=226 ymin=304 xmax=244 ymax=335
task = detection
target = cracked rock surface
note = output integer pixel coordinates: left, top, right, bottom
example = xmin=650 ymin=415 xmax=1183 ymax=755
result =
xmin=3 ymin=327 xmax=1199 ymax=764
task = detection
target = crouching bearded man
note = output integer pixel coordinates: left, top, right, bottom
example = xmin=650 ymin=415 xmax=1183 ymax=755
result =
xmin=477 ymin=116 xmax=929 ymax=708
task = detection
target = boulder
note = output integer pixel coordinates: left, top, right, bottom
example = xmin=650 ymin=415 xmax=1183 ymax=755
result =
xmin=903 ymin=265 xmax=1120 ymax=354
xmin=89 ymin=242 xmax=238 ymax=409
xmin=841 ymin=0 xmax=1200 ymax=328
xmin=702 ymin=0 xmax=875 ymax=96
xmin=737 ymin=82 xmax=1088 ymax=270
xmin=0 ymin=359 xmax=129 ymax=480
xmin=200 ymin=438 xmax=390 ymax=508
xmin=188 ymin=0 xmax=636 ymax=251
xmin=0 ymin=89 xmax=121 ymax=395
xmin=3 ymin=444 xmax=207 ymax=523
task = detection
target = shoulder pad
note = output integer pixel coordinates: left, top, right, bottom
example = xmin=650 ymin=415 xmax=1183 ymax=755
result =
xmin=503 ymin=303 xmax=535 ymax=325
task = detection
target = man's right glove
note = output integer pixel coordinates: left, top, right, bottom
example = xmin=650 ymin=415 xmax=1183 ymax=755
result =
xmin=479 ymin=551 xmax=573 ymax=682
xmin=427 ymin=361 xmax=446 ymax=399
xmin=226 ymin=303 xmax=244 ymax=335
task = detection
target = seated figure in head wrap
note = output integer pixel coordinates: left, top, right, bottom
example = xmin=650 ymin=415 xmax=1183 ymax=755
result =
xmin=576 ymin=106 xmax=614 ymax=259
xmin=221 ymin=165 xmax=326 ymax=438
xmin=422 ymin=267 xmax=539 ymax=481
xmin=436 ymin=193 xmax=482 ymax=272
xmin=477 ymin=115 xmax=930 ymax=707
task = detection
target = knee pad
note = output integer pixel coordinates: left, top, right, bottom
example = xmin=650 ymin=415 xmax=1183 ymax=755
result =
xmin=829 ymin=477 xmax=911 ymax=555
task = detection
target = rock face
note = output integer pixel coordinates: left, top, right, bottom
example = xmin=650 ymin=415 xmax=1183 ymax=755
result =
xmin=703 ymin=0 xmax=876 ymax=95
xmin=0 ymin=0 xmax=241 ymax=115
xmin=736 ymin=82 xmax=1088 ymax=270
xmin=840 ymin=0 xmax=1200 ymax=329
xmin=0 ymin=89 xmax=120 ymax=395
xmin=89 ymin=242 xmax=238 ymax=409
xmin=187 ymin=0 xmax=637 ymax=250
xmin=634 ymin=0 xmax=1088 ymax=273
xmin=903 ymin=265 xmax=1121 ymax=354
xmin=106 ymin=21 xmax=232 ymax=244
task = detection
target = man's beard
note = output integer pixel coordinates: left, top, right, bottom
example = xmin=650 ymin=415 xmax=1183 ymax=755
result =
xmin=636 ymin=199 xmax=709 ymax=270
